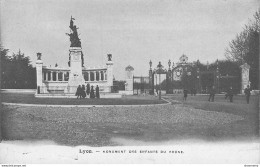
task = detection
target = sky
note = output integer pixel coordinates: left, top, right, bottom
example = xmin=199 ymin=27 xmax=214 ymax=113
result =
xmin=1 ymin=0 xmax=259 ymax=80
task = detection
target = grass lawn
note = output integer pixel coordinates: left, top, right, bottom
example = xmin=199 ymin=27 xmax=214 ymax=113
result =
xmin=1 ymin=92 xmax=166 ymax=105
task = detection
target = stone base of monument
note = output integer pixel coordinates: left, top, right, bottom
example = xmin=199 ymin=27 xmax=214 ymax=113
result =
xmin=63 ymin=47 xmax=86 ymax=94
xmin=118 ymin=90 xmax=134 ymax=95
xmin=35 ymin=92 xmax=122 ymax=98
xmin=64 ymin=77 xmax=85 ymax=94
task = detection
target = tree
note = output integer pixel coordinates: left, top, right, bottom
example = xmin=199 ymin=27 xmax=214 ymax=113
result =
xmin=1 ymin=48 xmax=36 ymax=89
xmin=214 ymin=60 xmax=240 ymax=93
xmin=1 ymin=48 xmax=11 ymax=88
xmin=225 ymin=9 xmax=260 ymax=89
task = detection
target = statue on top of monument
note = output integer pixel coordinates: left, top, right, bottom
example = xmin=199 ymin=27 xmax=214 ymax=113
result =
xmin=107 ymin=54 xmax=112 ymax=61
xmin=66 ymin=16 xmax=81 ymax=47
xmin=36 ymin=53 xmax=42 ymax=60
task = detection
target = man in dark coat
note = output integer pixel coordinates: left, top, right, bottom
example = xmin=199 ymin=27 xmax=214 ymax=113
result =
xmin=82 ymin=84 xmax=86 ymax=98
xmin=156 ymin=87 xmax=159 ymax=96
xmin=90 ymin=85 xmax=95 ymax=98
xmin=86 ymin=83 xmax=90 ymax=97
xmin=183 ymin=89 xmax=188 ymax=101
xmin=208 ymin=86 xmax=216 ymax=102
xmin=96 ymin=85 xmax=100 ymax=99
xmin=75 ymin=85 xmax=81 ymax=99
xmin=227 ymin=86 xmax=234 ymax=102
xmin=244 ymin=85 xmax=251 ymax=104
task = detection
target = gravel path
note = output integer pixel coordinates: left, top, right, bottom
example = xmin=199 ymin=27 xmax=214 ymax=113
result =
xmin=3 ymin=104 xmax=243 ymax=125
xmin=2 ymin=103 xmax=248 ymax=146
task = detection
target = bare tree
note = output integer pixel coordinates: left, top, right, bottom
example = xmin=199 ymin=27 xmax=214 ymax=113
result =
xmin=225 ymin=9 xmax=260 ymax=89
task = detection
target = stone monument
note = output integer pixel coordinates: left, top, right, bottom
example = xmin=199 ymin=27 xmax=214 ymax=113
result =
xmin=35 ymin=16 xmax=117 ymax=97
xmin=65 ymin=17 xmax=85 ymax=93
xmin=240 ymin=63 xmax=250 ymax=94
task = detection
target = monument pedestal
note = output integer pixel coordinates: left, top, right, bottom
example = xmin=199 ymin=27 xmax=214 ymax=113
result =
xmin=65 ymin=47 xmax=85 ymax=93
xmin=36 ymin=53 xmax=43 ymax=94
xmin=104 ymin=60 xmax=114 ymax=92
xmin=124 ymin=65 xmax=134 ymax=95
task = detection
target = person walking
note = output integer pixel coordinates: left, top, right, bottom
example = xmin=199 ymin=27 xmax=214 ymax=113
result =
xmin=244 ymin=85 xmax=251 ymax=104
xmin=86 ymin=83 xmax=90 ymax=98
xmin=227 ymin=86 xmax=234 ymax=102
xmin=183 ymin=89 xmax=188 ymax=101
xmin=90 ymin=85 xmax=95 ymax=98
xmin=75 ymin=85 xmax=82 ymax=99
xmin=96 ymin=85 xmax=100 ymax=99
xmin=208 ymin=86 xmax=216 ymax=102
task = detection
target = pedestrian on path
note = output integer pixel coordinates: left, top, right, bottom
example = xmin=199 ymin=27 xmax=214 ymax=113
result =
xmin=96 ymin=85 xmax=100 ymax=99
xmin=244 ymin=85 xmax=251 ymax=104
xmin=227 ymin=86 xmax=234 ymax=102
xmin=82 ymin=84 xmax=86 ymax=98
xmin=183 ymin=89 xmax=188 ymax=101
xmin=208 ymin=86 xmax=216 ymax=102
xmin=86 ymin=83 xmax=90 ymax=98
xmin=76 ymin=85 xmax=82 ymax=99
xmin=90 ymin=85 xmax=95 ymax=98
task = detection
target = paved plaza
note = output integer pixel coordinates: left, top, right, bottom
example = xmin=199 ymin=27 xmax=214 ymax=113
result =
xmin=1 ymin=91 xmax=259 ymax=147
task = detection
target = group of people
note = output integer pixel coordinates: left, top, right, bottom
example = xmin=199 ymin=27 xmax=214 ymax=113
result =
xmin=183 ymin=85 xmax=252 ymax=104
xmin=208 ymin=86 xmax=234 ymax=102
xmin=209 ymin=85 xmax=251 ymax=103
xmin=75 ymin=83 xmax=100 ymax=99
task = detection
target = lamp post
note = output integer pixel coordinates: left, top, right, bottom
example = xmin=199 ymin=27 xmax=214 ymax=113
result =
xmin=216 ymin=59 xmax=219 ymax=93
xmin=149 ymin=60 xmax=152 ymax=70
xmin=225 ymin=74 xmax=229 ymax=90
xmin=167 ymin=60 xmax=171 ymax=94
xmin=157 ymin=61 xmax=163 ymax=100
xmin=155 ymin=71 xmax=157 ymax=95
xmin=149 ymin=60 xmax=153 ymax=94
xmin=197 ymin=60 xmax=200 ymax=93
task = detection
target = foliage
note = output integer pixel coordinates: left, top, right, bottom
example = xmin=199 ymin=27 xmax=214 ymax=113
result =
xmin=113 ymin=80 xmax=126 ymax=90
xmin=180 ymin=64 xmax=197 ymax=90
xmin=1 ymin=48 xmax=36 ymax=89
xmin=225 ymin=9 xmax=260 ymax=89
xmin=172 ymin=60 xmax=241 ymax=93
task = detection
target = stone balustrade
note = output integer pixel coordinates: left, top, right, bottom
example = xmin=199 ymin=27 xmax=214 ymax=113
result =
xmin=43 ymin=69 xmax=70 ymax=82
xmin=42 ymin=67 xmax=107 ymax=83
